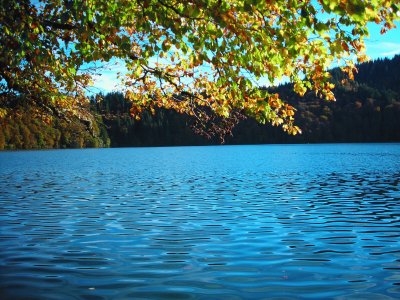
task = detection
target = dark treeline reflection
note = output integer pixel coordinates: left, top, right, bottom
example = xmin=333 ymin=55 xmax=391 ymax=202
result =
xmin=1 ymin=55 xmax=400 ymax=149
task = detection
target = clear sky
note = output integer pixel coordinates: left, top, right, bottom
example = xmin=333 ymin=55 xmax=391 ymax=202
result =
xmin=365 ymin=21 xmax=400 ymax=59
xmin=91 ymin=21 xmax=400 ymax=94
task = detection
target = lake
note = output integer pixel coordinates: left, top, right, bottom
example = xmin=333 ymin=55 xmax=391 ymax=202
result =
xmin=0 ymin=144 xmax=399 ymax=299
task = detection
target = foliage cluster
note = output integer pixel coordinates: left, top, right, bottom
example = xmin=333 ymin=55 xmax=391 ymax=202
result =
xmin=1 ymin=0 xmax=399 ymax=138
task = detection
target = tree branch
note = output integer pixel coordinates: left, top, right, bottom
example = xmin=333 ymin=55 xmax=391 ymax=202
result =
xmin=42 ymin=20 xmax=77 ymax=30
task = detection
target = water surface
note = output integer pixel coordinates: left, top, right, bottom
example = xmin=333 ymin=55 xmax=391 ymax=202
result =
xmin=0 ymin=144 xmax=399 ymax=299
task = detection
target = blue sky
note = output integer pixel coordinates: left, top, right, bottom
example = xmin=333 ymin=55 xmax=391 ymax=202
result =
xmin=365 ymin=21 xmax=400 ymax=59
xmin=91 ymin=21 xmax=400 ymax=93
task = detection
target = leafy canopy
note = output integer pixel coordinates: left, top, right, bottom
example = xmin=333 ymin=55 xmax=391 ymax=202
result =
xmin=1 ymin=0 xmax=399 ymax=137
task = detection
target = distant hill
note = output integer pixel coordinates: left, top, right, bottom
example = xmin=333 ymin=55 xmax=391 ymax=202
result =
xmin=226 ymin=55 xmax=400 ymax=144
xmin=1 ymin=55 xmax=399 ymax=149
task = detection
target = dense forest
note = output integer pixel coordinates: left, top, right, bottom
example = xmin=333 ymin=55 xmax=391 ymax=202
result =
xmin=230 ymin=55 xmax=400 ymax=144
xmin=1 ymin=55 xmax=399 ymax=150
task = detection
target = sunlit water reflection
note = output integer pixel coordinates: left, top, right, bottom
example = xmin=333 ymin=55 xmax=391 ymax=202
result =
xmin=0 ymin=144 xmax=399 ymax=299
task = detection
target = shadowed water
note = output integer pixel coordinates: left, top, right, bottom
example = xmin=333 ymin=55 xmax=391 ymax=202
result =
xmin=0 ymin=144 xmax=399 ymax=299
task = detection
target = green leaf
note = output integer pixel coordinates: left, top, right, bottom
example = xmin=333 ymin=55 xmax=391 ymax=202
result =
xmin=315 ymin=22 xmax=329 ymax=32
xmin=207 ymin=23 xmax=216 ymax=33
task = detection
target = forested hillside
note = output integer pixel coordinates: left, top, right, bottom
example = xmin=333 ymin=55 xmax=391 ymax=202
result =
xmin=229 ymin=55 xmax=400 ymax=144
xmin=1 ymin=55 xmax=399 ymax=149
xmin=0 ymin=106 xmax=110 ymax=150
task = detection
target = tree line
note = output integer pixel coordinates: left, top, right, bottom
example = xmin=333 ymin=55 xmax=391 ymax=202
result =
xmin=1 ymin=55 xmax=399 ymax=150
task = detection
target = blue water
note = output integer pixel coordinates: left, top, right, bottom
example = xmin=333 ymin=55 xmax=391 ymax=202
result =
xmin=0 ymin=144 xmax=399 ymax=299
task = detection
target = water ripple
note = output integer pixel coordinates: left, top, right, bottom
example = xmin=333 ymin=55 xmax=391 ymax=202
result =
xmin=0 ymin=145 xmax=400 ymax=299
